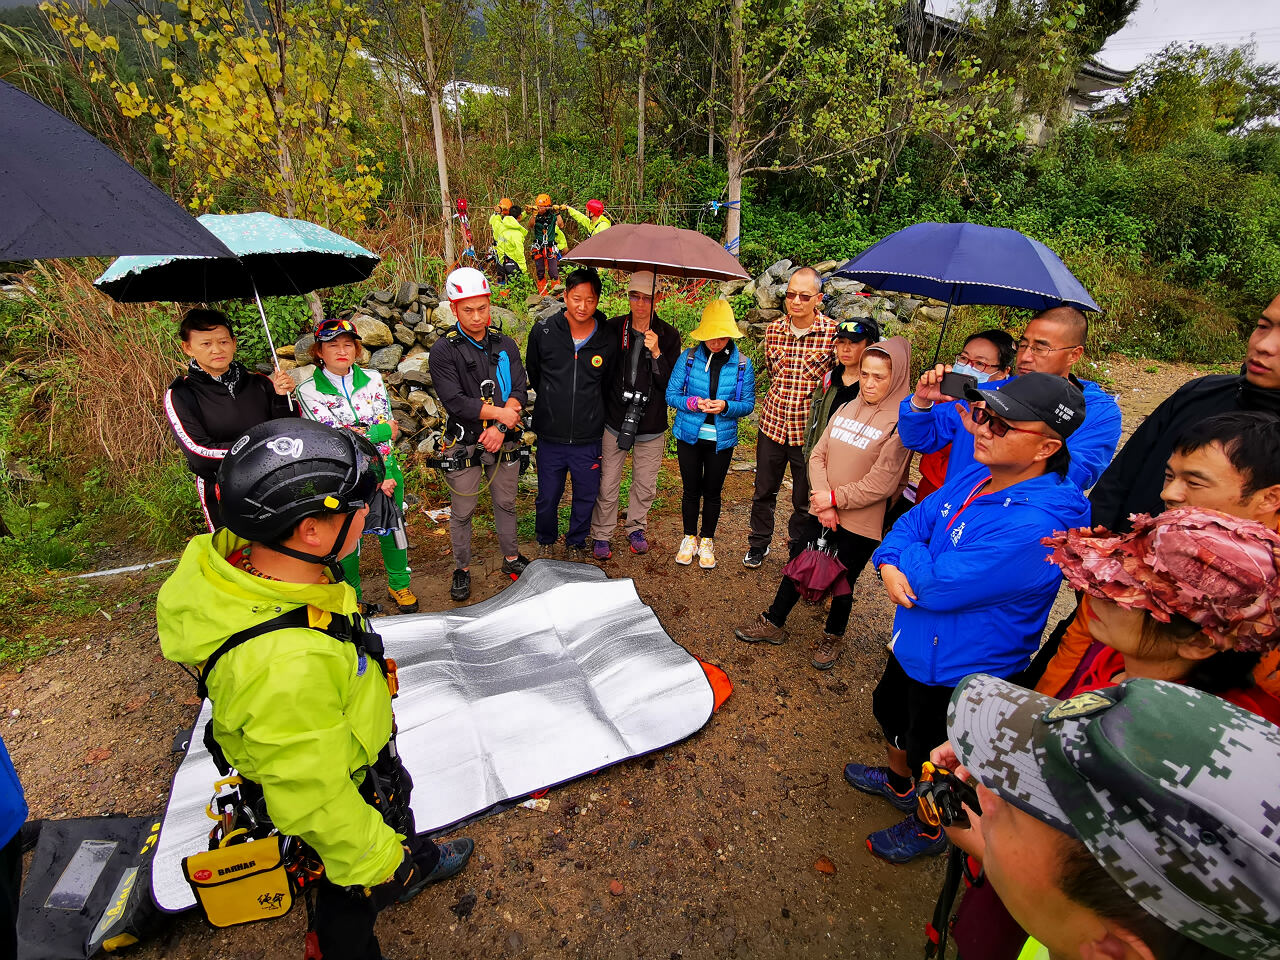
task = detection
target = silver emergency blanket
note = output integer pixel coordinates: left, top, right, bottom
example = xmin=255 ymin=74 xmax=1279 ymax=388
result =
xmin=152 ymin=560 xmax=715 ymax=912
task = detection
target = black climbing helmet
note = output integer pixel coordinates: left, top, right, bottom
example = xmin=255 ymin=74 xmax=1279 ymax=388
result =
xmin=216 ymin=418 xmax=383 ymax=548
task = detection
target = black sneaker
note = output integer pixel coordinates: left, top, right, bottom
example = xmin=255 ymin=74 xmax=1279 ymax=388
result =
xmin=501 ymin=554 xmax=530 ymax=579
xmin=565 ymin=542 xmax=589 ymax=561
xmin=450 ymin=568 xmax=471 ymax=602
xmin=742 ymin=545 xmax=770 ymax=569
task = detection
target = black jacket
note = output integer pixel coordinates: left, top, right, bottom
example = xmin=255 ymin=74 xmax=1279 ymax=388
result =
xmin=164 ymin=362 xmax=294 ymax=482
xmin=525 ymin=308 xmax=617 ymax=444
xmin=601 ymin=312 xmax=681 ymax=437
xmin=1089 ymin=374 xmax=1280 ymax=530
xmin=428 ymin=325 xmax=529 ymax=443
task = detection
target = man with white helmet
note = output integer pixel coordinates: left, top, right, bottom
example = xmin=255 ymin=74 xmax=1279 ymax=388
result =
xmin=428 ymin=267 xmax=530 ymax=601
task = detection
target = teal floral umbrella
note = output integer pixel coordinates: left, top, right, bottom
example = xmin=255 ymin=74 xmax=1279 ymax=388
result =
xmin=94 ymin=211 xmax=380 ymax=364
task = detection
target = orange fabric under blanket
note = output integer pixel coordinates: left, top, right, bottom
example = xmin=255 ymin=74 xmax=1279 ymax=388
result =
xmin=1256 ymin=650 xmax=1280 ymax=700
xmin=698 ymin=659 xmax=733 ymax=711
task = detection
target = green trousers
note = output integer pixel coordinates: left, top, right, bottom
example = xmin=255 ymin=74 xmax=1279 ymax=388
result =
xmin=340 ymin=458 xmax=410 ymax=598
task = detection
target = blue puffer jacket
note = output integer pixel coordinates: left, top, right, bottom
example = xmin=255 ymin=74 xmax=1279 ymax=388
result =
xmin=667 ymin=344 xmax=756 ymax=451
xmin=0 ymin=735 xmax=26 ymax=849
xmin=872 ymin=465 xmax=1091 ymax=686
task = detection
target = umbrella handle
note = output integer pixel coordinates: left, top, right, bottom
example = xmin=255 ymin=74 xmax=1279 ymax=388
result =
xmin=252 ymin=281 xmax=294 ymax=412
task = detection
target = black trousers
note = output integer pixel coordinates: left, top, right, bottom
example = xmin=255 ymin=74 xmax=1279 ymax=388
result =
xmin=676 ymin=438 xmax=734 ymax=537
xmin=0 ymin=832 xmax=18 ymax=960
xmin=748 ymin=433 xmax=811 ymax=551
xmin=765 ymin=525 xmax=878 ymax=636
xmin=871 ymin=654 xmax=956 ymax=777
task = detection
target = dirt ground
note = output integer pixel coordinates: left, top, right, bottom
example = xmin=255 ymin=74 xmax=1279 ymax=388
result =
xmin=0 ymin=356 xmax=1217 ymax=959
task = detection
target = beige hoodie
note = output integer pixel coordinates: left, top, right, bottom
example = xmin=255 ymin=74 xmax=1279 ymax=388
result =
xmin=807 ymin=336 xmax=913 ymax=541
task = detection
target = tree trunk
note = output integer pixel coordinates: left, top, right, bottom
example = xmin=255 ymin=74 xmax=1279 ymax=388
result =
xmin=504 ymin=101 xmax=510 ymax=143
xmin=636 ymin=0 xmax=649 ymax=199
xmin=422 ymin=8 xmax=454 ymax=264
xmin=520 ymin=66 xmax=527 ymax=122
xmin=708 ymin=54 xmax=716 ymax=161
xmin=536 ymin=71 xmax=545 ymax=165
xmin=452 ymin=67 xmax=465 ymax=162
xmin=724 ymin=0 xmax=746 ymax=249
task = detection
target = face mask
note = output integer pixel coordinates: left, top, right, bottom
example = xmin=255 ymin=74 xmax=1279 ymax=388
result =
xmin=951 ymin=362 xmax=992 ymax=384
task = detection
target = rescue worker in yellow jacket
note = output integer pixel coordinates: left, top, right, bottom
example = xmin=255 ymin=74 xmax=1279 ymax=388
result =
xmin=157 ymin=418 xmax=473 ymax=960
xmin=564 ymin=199 xmax=612 ymax=237
xmin=489 ymin=198 xmax=528 ymax=278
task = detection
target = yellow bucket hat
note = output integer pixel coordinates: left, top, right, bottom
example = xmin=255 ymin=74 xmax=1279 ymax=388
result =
xmin=688 ymin=299 xmax=743 ymax=342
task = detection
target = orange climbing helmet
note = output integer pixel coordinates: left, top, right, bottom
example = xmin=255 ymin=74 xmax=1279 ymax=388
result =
xmin=498 ymin=197 xmax=513 ymax=213
xmin=535 ymin=193 xmax=552 ymax=207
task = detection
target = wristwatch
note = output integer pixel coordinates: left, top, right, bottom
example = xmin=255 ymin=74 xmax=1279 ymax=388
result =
xmin=497 ymin=423 xmax=508 ymax=434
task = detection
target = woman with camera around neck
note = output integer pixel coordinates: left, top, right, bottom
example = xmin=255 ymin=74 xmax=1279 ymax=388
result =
xmin=590 ymin=271 xmax=683 ymax=559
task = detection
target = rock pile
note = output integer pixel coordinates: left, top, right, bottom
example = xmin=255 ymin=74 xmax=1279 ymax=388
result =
xmin=720 ymin=258 xmax=950 ymax=338
xmin=269 ymin=281 xmax=494 ymax=459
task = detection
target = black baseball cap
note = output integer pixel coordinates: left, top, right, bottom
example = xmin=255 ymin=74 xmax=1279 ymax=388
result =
xmin=833 ymin=318 xmax=879 ymax=344
xmin=965 ymin=372 xmax=1085 ymax=438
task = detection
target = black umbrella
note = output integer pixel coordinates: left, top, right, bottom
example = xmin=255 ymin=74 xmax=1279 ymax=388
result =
xmin=0 ymin=80 xmax=233 ymax=261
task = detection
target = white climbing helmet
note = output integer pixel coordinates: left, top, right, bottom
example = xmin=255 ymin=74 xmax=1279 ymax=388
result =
xmin=445 ymin=266 xmax=491 ymax=302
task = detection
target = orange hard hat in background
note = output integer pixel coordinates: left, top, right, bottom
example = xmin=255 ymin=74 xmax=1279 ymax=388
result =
xmin=498 ymin=197 xmax=513 ymax=212
xmin=536 ymin=193 xmax=552 ymax=206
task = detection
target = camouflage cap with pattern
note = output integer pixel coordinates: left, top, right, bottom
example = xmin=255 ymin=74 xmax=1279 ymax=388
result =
xmin=948 ymin=674 xmax=1280 ymax=960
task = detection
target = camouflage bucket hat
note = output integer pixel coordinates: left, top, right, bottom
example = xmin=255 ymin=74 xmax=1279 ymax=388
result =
xmin=948 ymin=674 xmax=1280 ymax=960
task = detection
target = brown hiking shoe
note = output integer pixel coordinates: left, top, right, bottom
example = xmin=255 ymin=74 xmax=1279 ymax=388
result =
xmin=810 ymin=633 xmax=843 ymax=670
xmin=734 ymin=613 xmax=788 ymax=645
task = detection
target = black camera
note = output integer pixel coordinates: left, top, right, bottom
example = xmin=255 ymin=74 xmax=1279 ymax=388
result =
xmin=617 ymin=389 xmax=648 ymax=451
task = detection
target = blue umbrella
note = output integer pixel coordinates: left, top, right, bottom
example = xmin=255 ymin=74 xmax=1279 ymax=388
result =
xmin=834 ymin=222 xmax=1099 ymax=362
xmin=95 ymin=213 xmax=380 ymax=388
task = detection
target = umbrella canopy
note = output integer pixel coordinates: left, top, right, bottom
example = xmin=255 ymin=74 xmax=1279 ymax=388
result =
xmin=834 ymin=222 xmax=1099 ymax=313
xmin=94 ymin=212 xmax=380 ymax=303
xmin=780 ymin=532 xmax=851 ymax=603
xmin=563 ymin=223 xmax=750 ymax=281
xmin=0 ymin=80 xmax=233 ymax=262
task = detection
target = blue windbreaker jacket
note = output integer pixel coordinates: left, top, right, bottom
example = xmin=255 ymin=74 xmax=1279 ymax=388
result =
xmin=872 ymin=466 xmax=1091 ymax=686
xmin=0 ymin=735 xmax=26 ymax=849
xmin=897 ymin=375 xmax=1122 ymax=490
xmin=666 ymin=344 xmax=756 ymax=451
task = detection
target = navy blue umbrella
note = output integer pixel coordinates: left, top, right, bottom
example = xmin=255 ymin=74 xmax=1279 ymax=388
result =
xmin=0 ymin=80 xmax=233 ymax=261
xmin=834 ymin=222 xmax=1099 ymax=362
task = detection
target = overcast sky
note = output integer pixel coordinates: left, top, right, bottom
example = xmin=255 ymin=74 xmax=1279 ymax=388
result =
xmin=930 ymin=0 xmax=1280 ymax=71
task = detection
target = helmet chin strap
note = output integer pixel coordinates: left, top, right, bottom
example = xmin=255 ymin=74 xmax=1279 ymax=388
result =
xmin=270 ymin=510 xmax=359 ymax=586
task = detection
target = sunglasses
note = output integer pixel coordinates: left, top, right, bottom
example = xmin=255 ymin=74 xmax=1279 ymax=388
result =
xmin=317 ymin=319 xmax=357 ymax=337
xmin=836 ymin=322 xmax=873 ymax=338
xmin=916 ymin=762 xmax=982 ymax=829
xmin=970 ymin=404 xmax=1048 ymax=439
xmin=784 ymin=290 xmax=819 ymax=302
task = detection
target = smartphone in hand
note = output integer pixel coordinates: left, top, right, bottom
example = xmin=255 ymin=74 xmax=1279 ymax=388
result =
xmin=940 ymin=371 xmax=978 ymax=400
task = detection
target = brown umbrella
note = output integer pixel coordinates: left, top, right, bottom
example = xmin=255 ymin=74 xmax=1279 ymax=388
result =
xmin=562 ymin=223 xmax=750 ymax=281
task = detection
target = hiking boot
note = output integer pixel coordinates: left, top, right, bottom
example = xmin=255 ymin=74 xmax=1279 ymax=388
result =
xmin=593 ymin=539 xmax=613 ymax=560
xmin=501 ymin=554 xmax=530 ymax=579
xmin=810 ymin=633 xmax=843 ymax=670
xmin=675 ymin=535 xmax=698 ymax=565
xmin=842 ymin=763 xmax=918 ymax=813
xmin=698 ymin=537 xmax=717 ymax=570
xmin=734 ymin=613 xmax=788 ymax=645
xmin=742 ymin=545 xmax=769 ymax=568
xmin=866 ymin=814 xmax=947 ymax=864
xmin=450 ymin=569 xmax=471 ymax=602
xmin=537 ymin=542 xmax=558 ymax=559
xmin=628 ymin=530 xmax=649 ymax=554
xmin=398 ymin=838 xmax=475 ymax=904
xmin=565 ymin=542 xmax=589 ymax=561
xmin=387 ymin=586 xmax=419 ymax=614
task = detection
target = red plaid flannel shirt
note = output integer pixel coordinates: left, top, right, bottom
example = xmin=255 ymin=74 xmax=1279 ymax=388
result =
xmin=757 ymin=314 xmax=835 ymax=446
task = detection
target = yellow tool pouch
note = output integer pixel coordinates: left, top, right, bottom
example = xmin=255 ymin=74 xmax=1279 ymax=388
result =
xmin=181 ymin=835 xmax=293 ymax=928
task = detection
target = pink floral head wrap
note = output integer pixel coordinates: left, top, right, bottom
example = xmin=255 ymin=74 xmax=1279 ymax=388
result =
xmin=1042 ymin=507 xmax=1280 ymax=652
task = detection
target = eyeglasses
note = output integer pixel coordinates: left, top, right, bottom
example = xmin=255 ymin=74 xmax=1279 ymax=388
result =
xmin=916 ymin=762 xmax=982 ymax=828
xmin=970 ymin=404 xmax=1049 ymax=439
xmin=628 ymin=291 xmax=653 ymax=302
xmin=1015 ymin=339 xmax=1082 ymax=357
xmin=954 ymin=352 xmax=995 ymax=372
xmin=784 ymin=291 xmax=819 ymax=302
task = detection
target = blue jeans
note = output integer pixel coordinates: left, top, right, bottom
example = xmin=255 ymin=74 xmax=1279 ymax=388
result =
xmin=535 ymin=439 xmax=602 ymax=547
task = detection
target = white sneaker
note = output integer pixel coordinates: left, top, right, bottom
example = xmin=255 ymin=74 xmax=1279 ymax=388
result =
xmin=675 ymin=535 xmax=698 ymax=565
xmin=698 ymin=537 xmax=716 ymax=569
